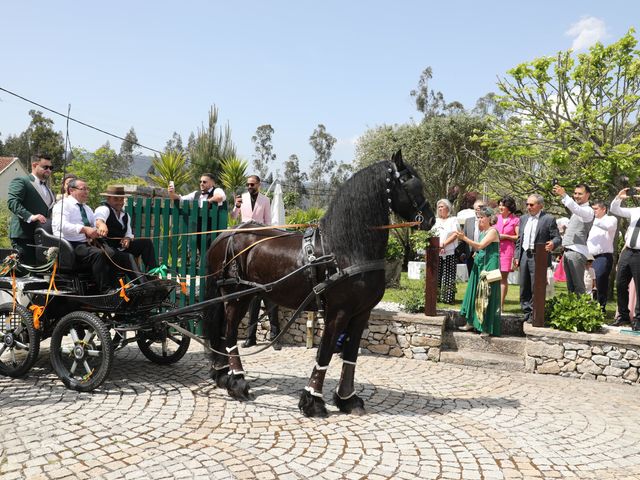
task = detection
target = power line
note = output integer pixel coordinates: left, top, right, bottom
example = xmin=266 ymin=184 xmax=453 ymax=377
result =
xmin=0 ymin=86 xmax=163 ymax=155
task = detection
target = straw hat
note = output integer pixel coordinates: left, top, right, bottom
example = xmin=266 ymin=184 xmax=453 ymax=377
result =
xmin=100 ymin=185 xmax=130 ymax=197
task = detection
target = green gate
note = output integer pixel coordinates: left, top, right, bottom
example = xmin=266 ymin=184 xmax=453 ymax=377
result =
xmin=125 ymin=197 xmax=228 ymax=311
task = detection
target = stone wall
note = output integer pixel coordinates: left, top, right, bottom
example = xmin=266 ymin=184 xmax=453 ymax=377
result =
xmin=240 ymin=308 xmax=445 ymax=361
xmin=523 ymin=323 xmax=640 ymax=385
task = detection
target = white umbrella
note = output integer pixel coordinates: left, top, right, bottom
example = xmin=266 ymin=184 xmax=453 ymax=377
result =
xmin=271 ymin=181 xmax=286 ymax=226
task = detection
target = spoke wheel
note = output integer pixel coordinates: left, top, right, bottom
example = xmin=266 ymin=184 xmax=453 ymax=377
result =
xmin=137 ymin=321 xmax=191 ymax=365
xmin=50 ymin=311 xmax=113 ymax=392
xmin=0 ymin=303 xmax=40 ymax=377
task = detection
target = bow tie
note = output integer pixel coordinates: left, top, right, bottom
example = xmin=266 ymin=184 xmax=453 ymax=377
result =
xmin=201 ymin=191 xmax=209 ymax=196
xmin=40 ymin=181 xmax=47 ymax=186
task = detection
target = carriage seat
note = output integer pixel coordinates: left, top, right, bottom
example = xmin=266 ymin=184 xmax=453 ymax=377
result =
xmin=34 ymin=220 xmax=85 ymax=272
xmin=34 ymin=220 xmax=146 ymax=282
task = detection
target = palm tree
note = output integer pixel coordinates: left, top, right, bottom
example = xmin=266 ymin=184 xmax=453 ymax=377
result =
xmin=219 ymin=156 xmax=248 ymax=201
xmin=148 ymin=150 xmax=192 ymax=191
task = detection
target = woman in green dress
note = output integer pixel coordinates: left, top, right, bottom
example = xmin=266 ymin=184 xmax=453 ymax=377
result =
xmin=456 ymin=206 xmax=502 ymax=336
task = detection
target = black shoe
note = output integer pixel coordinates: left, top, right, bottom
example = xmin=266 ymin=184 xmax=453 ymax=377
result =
xmin=633 ymin=321 xmax=640 ymax=331
xmin=611 ymin=317 xmax=631 ymax=327
xmin=242 ymin=338 xmax=256 ymax=348
xmin=272 ymin=342 xmax=282 ymax=351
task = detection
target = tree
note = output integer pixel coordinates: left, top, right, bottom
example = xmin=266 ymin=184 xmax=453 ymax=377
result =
xmin=148 ymin=150 xmax=192 ymax=192
xmin=188 ymin=106 xmax=237 ymax=191
xmin=308 ymin=124 xmax=337 ymax=205
xmin=283 ymin=154 xmax=307 ymax=208
xmin=117 ymin=127 xmax=139 ymax=176
xmin=2 ymin=110 xmax=65 ymax=169
xmin=219 ymin=156 xmax=248 ymax=202
xmin=164 ymin=131 xmax=184 ymax=153
xmin=355 ymin=115 xmax=489 ymax=207
xmin=63 ymin=144 xmax=118 ymax=206
xmin=251 ymin=124 xmax=276 ymax=179
xmin=481 ymin=29 xmax=640 ymax=203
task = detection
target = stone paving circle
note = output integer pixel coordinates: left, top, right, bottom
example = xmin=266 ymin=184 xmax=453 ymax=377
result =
xmin=2 ymin=342 xmax=640 ymax=479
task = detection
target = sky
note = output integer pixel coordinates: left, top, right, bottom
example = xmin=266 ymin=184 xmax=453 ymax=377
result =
xmin=1 ymin=1 xmax=638 ymax=177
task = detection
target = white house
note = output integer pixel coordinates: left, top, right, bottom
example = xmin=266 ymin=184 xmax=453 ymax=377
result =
xmin=0 ymin=157 xmax=29 ymax=201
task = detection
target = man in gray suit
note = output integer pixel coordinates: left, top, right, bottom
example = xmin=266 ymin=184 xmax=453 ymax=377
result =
xmin=515 ymin=194 xmax=562 ymax=323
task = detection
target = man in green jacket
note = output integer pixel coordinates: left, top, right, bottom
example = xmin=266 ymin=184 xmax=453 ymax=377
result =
xmin=7 ymin=154 xmax=56 ymax=265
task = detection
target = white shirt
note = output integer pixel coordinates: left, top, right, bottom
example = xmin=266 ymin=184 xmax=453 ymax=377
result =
xmin=94 ymin=205 xmax=134 ymax=239
xmin=180 ymin=188 xmax=226 ymax=207
xmin=587 ymin=214 xmax=617 ymax=255
xmin=610 ymin=197 xmax=640 ymax=249
xmin=522 ymin=213 xmax=540 ymax=250
xmin=431 ymin=216 xmax=459 ymax=257
xmin=51 ymin=196 xmax=95 ymax=243
xmin=561 ymin=194 xmax=594 ymax=258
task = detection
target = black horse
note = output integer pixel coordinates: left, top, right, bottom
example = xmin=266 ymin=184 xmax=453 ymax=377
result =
xmin=203 ymin=151 xmax=434 ymax=417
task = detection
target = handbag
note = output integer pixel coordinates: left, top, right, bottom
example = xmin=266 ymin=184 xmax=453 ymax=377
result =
xmin=482 ymin=269 xmax=502 ymax=283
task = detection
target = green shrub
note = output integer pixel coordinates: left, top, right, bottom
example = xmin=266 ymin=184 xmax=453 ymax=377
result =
xmin=409 ymin=229 xmax=437 ymax=260
xmin=386 ymin=233 xmax=404 ymax=260
xmin=545 ymin=293 xmax=605 ymax=333
xmin=285 ymin=207 xmax=325 ymax=225
xmin=400 ymin=287 xmax=424 ymax=313
xmin=0 ymin=201 xmax=11 ymax=248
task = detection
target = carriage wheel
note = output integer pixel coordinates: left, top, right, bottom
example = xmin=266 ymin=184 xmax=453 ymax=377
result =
xmin=0 ymin=303 xmax=40 ymax=378
xmin=50 ymin=311 xmax=113 ymax=392
xmin=136 ymin=321 xmax=191 ymax=365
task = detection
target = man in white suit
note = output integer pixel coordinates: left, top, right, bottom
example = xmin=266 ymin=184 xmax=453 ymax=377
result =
xmin=232 ymin=175 xmax=280 ymax=349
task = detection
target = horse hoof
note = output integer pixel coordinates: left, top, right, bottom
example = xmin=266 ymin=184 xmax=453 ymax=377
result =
xmin=298 ymin=390 xmax=328 ymax=418
xmin=227 ymin=374 xmax=251 ymax=401
xmin=333 ymin=392 xmax=365 ymax=415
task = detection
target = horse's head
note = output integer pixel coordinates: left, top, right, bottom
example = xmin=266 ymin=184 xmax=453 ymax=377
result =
xmin=387 ymin=150 xmax=435 ymax=231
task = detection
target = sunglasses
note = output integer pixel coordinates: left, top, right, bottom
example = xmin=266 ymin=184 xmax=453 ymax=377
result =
xmin=72 ymin=187 xmax=90 ymax=192
xmin=246 ymin=183 xmax=256 ymax=187
xmin=41 ymin=165 xmax=53 ymax=170
xmin=526 ymin=203 xmax=536 ymax=206
xmin=199 ymin=180 xmax=209 ymax=183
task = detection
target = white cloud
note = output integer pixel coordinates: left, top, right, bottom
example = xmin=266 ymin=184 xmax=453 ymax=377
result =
xmin=566 ymin=16 xmax=608 ymax=51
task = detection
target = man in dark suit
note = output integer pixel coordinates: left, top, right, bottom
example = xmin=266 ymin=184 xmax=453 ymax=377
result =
xmin=7 ymin=154 xmax=56 ymax=265
xmin=515 ymin=194 xmax=562 ymax=323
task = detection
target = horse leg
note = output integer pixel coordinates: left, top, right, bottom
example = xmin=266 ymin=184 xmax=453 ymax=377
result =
xmin=333 ymin=310 xmax=369 ymax=415
xmin=202 ymin=284 xmax=231 ymax=388
xmin=298 ymin=310 xmax=344 ymax=417
xmin=224 ymin=298 xmax=253 ymax=401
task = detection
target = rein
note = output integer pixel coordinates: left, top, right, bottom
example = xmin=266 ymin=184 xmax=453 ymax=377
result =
xmin=164 ymin=259 xmax=386 ymax=358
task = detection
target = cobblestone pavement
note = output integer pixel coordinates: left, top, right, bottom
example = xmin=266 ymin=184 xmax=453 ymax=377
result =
xmin=2 ymin=343 xmax=640 ymax=480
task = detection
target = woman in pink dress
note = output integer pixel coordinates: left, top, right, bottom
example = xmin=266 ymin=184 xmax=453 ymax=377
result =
xmin=496 ymin=196 xmax=520 ymax=310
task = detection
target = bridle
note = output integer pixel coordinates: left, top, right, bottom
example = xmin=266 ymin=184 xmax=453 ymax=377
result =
xmin=386 ymin=161 xmax=430 ymax=225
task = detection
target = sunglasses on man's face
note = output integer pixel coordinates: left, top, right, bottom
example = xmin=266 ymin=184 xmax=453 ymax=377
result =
xmin=526 ymin=203 xmax=536 ymax=207
xmin=41 ymin=165 xmax=53 ymax=170
xmin=246 ymin=183 xmax=256 ymax=187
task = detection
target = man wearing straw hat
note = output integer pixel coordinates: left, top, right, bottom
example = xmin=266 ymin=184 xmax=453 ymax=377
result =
xmin=94 ymin=185 xmax=158 ymax=271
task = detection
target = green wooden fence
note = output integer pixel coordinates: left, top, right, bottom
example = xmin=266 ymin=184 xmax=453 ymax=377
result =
xmin=124 ymin=197 xmax=228 ymax=307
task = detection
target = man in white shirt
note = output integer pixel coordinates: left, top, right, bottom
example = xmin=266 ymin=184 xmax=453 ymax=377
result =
xmin=515 ymin=194 xmax=562 ymax=322
xmin=94 ymin=185 xmax=158 ymax=271
xmin=587 ymin=200 xmax=617 ymax=312
xmin=553 ymin=183 xmax=594 ymax=294
xmin=610 ymin=188 xmax=640 ymax=330
xmin=51 ymin=179 xmax=126 ymax=293
xmin=168 ymin=173 xmax=227 ymax=251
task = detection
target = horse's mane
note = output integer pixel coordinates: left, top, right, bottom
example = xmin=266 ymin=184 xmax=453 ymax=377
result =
xmin=320 ymin=161 xmax=390 ymax=265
